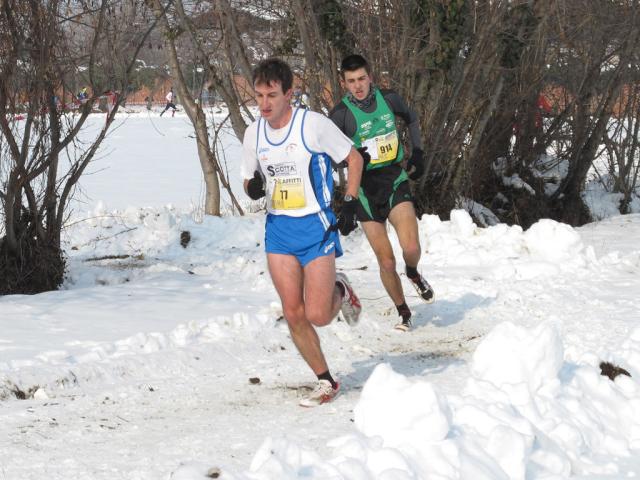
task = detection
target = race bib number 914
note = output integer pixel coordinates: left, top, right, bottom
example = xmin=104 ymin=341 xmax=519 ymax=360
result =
xmin=363 ymin=131 xmax=399 ymax=164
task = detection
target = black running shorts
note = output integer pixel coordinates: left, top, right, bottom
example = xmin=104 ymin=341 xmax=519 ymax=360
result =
xmin=356 ymin=164 xmax=413 ymax=223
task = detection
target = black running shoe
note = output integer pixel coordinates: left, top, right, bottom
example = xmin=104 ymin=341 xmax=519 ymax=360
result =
xmin=408 ymin=273 xmax=435 ymax=303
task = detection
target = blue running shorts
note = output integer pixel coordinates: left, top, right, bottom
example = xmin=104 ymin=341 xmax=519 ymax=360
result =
xmin=265 ymin=211 xmax=343 ymax=267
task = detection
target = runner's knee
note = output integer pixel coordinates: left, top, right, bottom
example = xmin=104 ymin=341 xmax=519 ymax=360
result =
xmin=402 ymin=241 xmax=421 ymax=260
xmin=283 ymin=303 xmax=305 ymax=327
xmin=306 ymin=304 xmax=332 ymax=327
xmin=378 ymin=255 xmax=397 ymax=274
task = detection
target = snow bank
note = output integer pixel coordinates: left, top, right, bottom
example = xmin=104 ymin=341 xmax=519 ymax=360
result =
xmin=66 ymin=204 xmax=264 ymax=259
xmin=64 ymin=207 xmax=596 ymax=292
xmin=621 ymin=327 xmax=640 ymax=379
xmin=0 ymin=311 xmax=280 ymax=402
xmin=63 ymin=205 xmax=265 ymax=288
xmin=210 ymin=321 xmax=640 ymax=480
xmin=421 ymin=210 xmax=591 ymax=279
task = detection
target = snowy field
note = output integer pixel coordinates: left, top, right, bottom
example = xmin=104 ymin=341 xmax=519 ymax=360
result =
xmin=1 ymin=111 xmax=640 ymax=479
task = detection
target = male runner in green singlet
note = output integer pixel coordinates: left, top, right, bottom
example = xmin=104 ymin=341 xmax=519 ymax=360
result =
xmin=329 ymin=54 xmax=434 ymax=331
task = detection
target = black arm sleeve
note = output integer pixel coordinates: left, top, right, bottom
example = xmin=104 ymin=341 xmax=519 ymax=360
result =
xmin=381 ymin=90 xmax=423 ymax=151
xmin=329 ymin=102 xmax=358 ymax=139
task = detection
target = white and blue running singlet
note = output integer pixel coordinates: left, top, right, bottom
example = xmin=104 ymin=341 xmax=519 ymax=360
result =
xmin=257 ymin=108 xmax=334 ymax=219
xmin=255 ymin=108 xmax=345 ymax=266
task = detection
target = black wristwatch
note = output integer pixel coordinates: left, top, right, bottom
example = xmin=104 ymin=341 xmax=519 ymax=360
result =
xmin=344 ymin=194 xmax=355 ymax=202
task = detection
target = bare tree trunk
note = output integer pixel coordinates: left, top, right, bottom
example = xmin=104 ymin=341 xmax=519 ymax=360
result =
xmin=162 ymin=27 xmax=222 ymax=215
xmin=291 ymin=0 xmax=327 ymax=111
xmin=150 ymin=0 xmax=249 ymax=217
xmin=174 ymin=0 xmax=249 ymax=140
xmin=216 ymin=0 xmax=254 ymax=85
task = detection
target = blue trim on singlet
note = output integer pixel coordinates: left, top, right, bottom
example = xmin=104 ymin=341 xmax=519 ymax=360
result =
xmin=263 ymin=108 xmax=300 ymax=146
xmin=300 ymin=109 xmax=334 ymax=223
xmin=309 ymin=153 xmax=333 ymax=210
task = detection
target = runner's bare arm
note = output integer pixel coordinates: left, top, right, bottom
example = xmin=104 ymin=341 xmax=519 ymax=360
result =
xmin=343 ymin=147 xmax=363 ymax=198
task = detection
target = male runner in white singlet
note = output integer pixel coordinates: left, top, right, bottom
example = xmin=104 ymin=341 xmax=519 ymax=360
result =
xmin=241 ymin=58 xmax=364 ymax=407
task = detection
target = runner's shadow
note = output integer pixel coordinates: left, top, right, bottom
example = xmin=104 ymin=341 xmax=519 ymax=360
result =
xmin=411 ymin=293 xmax=493 ymax=328
xmin=345 ymin=351 xmax=466 ymax=394
xmin=338 ymin=293 xmax=490 ymax=394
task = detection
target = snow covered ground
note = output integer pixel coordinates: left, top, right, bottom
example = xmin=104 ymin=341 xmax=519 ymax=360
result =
xmin=1 ymin=111 xmax=639 ymax=479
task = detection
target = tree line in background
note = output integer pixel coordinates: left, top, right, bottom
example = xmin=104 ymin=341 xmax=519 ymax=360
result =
xmin=0 ymin=0 xmax=155 ymax=293
xmin=1 ymin=0 xmax=640 ymax=294
xmin=292 ymin=0 xmax=640 ymax=228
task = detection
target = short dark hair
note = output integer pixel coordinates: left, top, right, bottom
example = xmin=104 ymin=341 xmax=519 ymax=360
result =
xmin=340 ymin=54 xmax=370 ymax=77
xmin=252 ymin=58 xmax=293 ymax=93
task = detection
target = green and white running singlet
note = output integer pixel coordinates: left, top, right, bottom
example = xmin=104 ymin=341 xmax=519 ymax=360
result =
xmin=339 ymin=89 xmax=409 ymax=221
xmin=342 ymin=88 xmax=404 ymax=171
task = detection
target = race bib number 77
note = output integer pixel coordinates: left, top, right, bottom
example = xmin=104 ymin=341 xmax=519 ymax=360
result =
xmin=271 ymin=177 xmax=306 ymax=210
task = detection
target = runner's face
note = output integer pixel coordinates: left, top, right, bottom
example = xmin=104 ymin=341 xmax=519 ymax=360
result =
xmin=254 ymin=81 xmax=292 ymax=128
xmin=342 ymin=67 xmax=372 ymax=101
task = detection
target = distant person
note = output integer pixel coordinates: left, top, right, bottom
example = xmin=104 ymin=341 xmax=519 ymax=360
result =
xmin=160 ymin=88 xmax=177 ymax=117
xmin=105 ymin=90 xmax=118 ymax=116
xmin=534 ymin=94 xmax=552 ymax=155
xmin=292 ymin=86 xmax=309 ymax=109
xmin=241 ymin=58 xmax=365 ymax=407
xmin=329 ymin=54 xmax=433 ymax=332
xmin=144 ymin=96 xmax=153 ymax=111
xmin=77 ymin=87 xmax=88 ymax=102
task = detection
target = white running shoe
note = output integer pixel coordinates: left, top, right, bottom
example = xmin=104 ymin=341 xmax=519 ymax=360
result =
xmin=335 ymin=272 xmax=362 ymax=326
xmin=394 ymin=318 xmax=412 ymax=332
xmin=299 ymin=380 xmax=340 ymax=407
